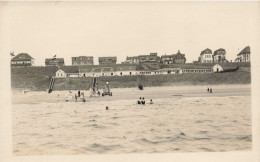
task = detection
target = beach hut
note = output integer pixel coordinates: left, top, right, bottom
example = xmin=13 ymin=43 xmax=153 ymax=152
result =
xmin=212 ymin=64 xmax=224 ymax=73
xmin=56 ymin=69 xmax=67 ymax=78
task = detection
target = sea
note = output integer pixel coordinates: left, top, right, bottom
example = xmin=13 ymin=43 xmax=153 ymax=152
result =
xmin=12 ymin=95 xmax=251 ymax=155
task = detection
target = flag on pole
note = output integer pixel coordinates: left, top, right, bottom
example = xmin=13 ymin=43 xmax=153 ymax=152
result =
xmin=10 ymin=52 xmax=15 ymax=57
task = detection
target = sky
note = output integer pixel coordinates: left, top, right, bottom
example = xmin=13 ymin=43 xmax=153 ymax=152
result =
xmin=1 ymin=1 xmax=259 ymax=66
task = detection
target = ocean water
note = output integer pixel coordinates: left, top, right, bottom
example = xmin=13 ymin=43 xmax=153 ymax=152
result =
xmin=12 ymin=96 xmax=251 ymax=155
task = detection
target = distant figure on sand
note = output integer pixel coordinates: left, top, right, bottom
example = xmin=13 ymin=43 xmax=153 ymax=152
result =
xmin=65 ymin=91 xmax=73 ymax=102
xmin=207 ymin=88 xmax=209 ymax=92
xmin=57 ymin=94 xmax=60 ymax=103
xmin=106 ymin=106 xmax=109 ymax=110
xmin=75 ymin=94 xmax=78 ymax=102
xmin=78 ymin=90 xmax=81 ymax=97
xmin=137 ymin=97 xmax=142 ymax=104
xmin=141 ymin=97 xmax=146 ymax=105
xmin=150 ymin=99 xmax=153 ymax=104
xmin=210 ymin=88 xmax=212 ymax=93
xmin=81 ymin=92 xmax=86 ymax=102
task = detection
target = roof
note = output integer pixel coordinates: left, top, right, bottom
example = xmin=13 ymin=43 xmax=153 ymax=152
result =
xmin=117 ymin=66 xmax=136 ymax=71
xmin=11 ymin=53 xmax=34 ymax=61
xmin=59 ymin=66 xmax=79 ymax=73
xmin=212 ymin=63 xmax=237 ymax=70
xmin=200 ymin=48 xmax=212 ymax=55
xmin=72 ymin=56 xmax=94 ymax=58
xmin=238 ymin=46 xmax=250 ymax=56
xmin=126 ymin=56 xmax=139 ymax=59
xmin=79 ymin=64 xmax=137 ymax=73
xmin=175 ymin=52 xmax=186 ymax=59
xmin=98 ymin=57 xmax=117 ymax=61
xmin=213 ymin=48 xmax=226 ymax=56
xmin=161 ymin=54 xmax=174 ymax=58
xmin=161 ymin=51 xmax=186 ymax=60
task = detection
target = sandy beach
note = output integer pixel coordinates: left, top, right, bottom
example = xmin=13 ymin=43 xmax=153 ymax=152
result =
xmin=12 ymin=84 xmax=251 ymax=104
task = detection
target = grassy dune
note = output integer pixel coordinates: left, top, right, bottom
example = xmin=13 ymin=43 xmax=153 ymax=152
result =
xmin=53 ymin=67 xmax=250 ymax=90
xmin=11 ymin=64 xmax=251 ymax=91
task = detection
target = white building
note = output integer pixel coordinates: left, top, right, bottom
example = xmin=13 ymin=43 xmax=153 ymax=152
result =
xmin=56 ymin=69 xmax=67 ymax=78
xmin=199 ymin=48 xmax=213 ymax=63
xmin=55 ymin=68 xmax=79 ymax=78
xmin=211 ymin=64 xmax=224 ymax=73
xmin=235 ymin=46 xmax=250 ymax=62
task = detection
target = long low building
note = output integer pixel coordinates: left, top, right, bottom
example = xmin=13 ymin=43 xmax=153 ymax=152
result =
xmin=54 ymin=64 xmax=224 ymax=78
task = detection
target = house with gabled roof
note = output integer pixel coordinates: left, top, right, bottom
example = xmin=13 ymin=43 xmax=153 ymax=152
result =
xmin=235 ymin=46 xmax=250 ymax=62
xmin=11 ymin=53 xmax=34 ymax=67
xmin=199 ymin=48 xmax=213 ymax=63
xmin=55 ymin=66 xmax=79 ymax=78
xmin=161 ymin=50 xmax=186 ymax=64
xmin=213 ymin=48 xmax=227 ymax=63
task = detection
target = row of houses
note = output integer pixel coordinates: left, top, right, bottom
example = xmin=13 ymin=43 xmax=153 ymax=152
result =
xmin=198 ymin=46 xmax=251 ymax=63
xmin=10 ymin=46 xmax=250 ymax=67
xmin=55 ymin=64 xmax=225 ymax=78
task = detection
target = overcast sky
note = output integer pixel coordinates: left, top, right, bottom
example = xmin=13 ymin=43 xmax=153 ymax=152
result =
xmin=2 ymin=1 xmax=259 ymax=65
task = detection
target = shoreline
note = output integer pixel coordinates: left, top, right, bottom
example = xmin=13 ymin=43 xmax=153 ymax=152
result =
xmin=11 ymin=84 xmax=251 ymax=104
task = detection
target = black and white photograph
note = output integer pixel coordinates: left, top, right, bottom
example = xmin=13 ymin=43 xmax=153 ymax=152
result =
xmin=0 ymin=1 xmax=260 ymax=162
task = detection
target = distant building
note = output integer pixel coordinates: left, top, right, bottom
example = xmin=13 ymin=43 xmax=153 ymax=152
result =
xmin=98 ymin=57 xmax=117 ymax=65
xmin=45 ymin=58 xmax=65 ymax=66
xmin=117 ymin=65 xmax=137 ymax=76
xmin=78 ymin=64 xmax=137 ymax=77
xmin=72 ymin=56 xmax=94 ymax=66
xmin=138 ymin=53 xmax=160 ymax=64
xmin=199 ymin=48 xmax=213 ymax=63
xmin=56 ymin=69 xmax=67 ymax=78
xmin=11 ymin=53 xmax=34 ymax=67
xmin=235 ymin=46 xmax=250 ymax=62
xmin=123 ymin=56 xmax=140 ymax=64
xmin=211 ymin=64 xmax=224 ymax=73
xmin=161 ymin=54 xmax=175 ymax=64
xmin=213 ymin=48 xmax=227 ymax=63
xmin=161 ymin=50 xmax=186 ymax=64
xmin=55 ymin=67 xmax=79 ymax=78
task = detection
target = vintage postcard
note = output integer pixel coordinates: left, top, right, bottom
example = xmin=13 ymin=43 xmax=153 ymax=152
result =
xmin=0 ymin=1 xmax=260 ymax=162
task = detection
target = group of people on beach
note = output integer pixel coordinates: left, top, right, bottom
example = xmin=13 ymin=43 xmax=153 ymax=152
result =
xmin=58 ymin=90 xmax=86 ymax=103
xmin=207 ymin=88 xmax=213 ymax=93
xmin=137 ymin=97 xmax=153 ymax=105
